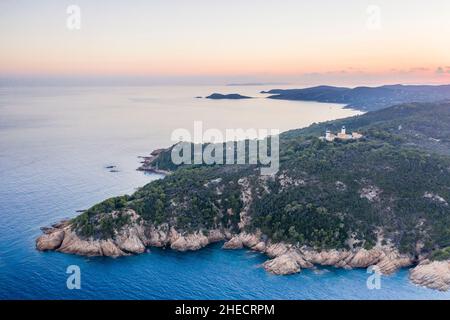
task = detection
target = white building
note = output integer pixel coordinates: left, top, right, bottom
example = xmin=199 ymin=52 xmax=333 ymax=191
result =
xmin=321 ymin=126 xmax=363 ymax=142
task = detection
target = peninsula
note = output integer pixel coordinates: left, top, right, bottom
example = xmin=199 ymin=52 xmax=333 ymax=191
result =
xmin=37 ymin=101 xmax=450 ymax=291
xmin=263 ymin=84 xmax=450 ymax=111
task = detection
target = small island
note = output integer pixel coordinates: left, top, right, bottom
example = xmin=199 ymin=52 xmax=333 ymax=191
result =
xmin=205 ymin=93 xmax=253 ymax=100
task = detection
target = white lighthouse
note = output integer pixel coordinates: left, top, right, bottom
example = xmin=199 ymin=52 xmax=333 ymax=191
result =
xmin=322 ymin=125 xmax=363 ymax=142
xmin=337 ymin=125 xmax=350 ymax=139
xmin=325 ymin=129 xmax=332 ymax=141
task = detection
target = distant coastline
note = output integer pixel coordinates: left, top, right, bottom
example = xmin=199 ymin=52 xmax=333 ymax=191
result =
xmin=206 ymin=84 xmax=450 ymax=112
xmin=261 ymin=84 xmax=450 ymax=111
xmin=226 ymin=82 xmax=290 ymax=87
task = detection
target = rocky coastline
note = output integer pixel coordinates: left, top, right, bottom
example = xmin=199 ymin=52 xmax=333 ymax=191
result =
xmin=36 ymin=209 xmax=450 ymax=292
xmin=137 ymin=148 xmax=172 ymax=175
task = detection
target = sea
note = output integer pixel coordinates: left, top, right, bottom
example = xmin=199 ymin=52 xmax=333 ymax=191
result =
xmin=0 ymin=85 xmax=449 ymax=299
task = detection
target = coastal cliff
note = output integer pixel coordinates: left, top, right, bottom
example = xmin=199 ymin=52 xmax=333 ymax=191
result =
xmin=37 ymin=210 xmax=226 ymax=255
xmin=37 ymin=216 xmax=427 ymax=286
xmin=37 ymin=210 xmax=450 ymax=291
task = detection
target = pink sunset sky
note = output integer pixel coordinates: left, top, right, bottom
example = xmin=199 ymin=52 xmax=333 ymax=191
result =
xmin=1 ymin=0 xmax=449 ymax=86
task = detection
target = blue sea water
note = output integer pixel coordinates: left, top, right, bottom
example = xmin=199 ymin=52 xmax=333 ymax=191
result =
xmin=0 ymin=86 xmax=449 ymax=300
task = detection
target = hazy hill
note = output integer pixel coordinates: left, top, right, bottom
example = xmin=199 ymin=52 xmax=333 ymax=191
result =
xmin=263 ymin=84 xmax=450 ymax=111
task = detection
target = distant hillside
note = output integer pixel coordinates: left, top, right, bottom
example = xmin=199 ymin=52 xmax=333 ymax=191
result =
xmin=263 ymin=84 xmax=450 ymax=111
xmin=283 ymin=101 xmax=450 ymax=156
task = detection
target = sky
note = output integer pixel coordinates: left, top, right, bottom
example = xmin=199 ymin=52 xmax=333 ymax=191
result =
xmin=1 ymin=0 xmax=450 ymax=86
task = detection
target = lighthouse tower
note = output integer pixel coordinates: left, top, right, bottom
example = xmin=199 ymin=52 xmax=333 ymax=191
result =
xmin=341 ymin=125 xmax=346 ymax=135
xmin=325 ymin=129 xmax=332 ymax=141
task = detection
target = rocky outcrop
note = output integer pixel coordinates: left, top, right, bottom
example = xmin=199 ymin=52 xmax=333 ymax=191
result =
xmin=360 ymin=185 xmax=382 ymax=202
xmin=263 ymin=250 xmax=313 ymax=275
xmin=222 ymin=232 xmax=261 ymax=250
xmin=375 ymin=248 xmax=413 ymax=274
xmin=347 ymin=248 xmax=382 ymax=268
xmin=213 ymin=230 xmax=416 ymax=277
xmin=278 ymin=172 xmax=305 ymax=191
xmin=263 ymin=253 xmax=301 ymax=275
xmin=145 ymin=225 xmax=171 ymax=247
xmin=222 ymin=237 xmax=243 ymax=249
xmin=281 ymin=246 xmax=411 ymax=273
xmin=207 ymin=229 xmax=226 ymax=243
xmin=220 ymin=232 xmax=414 ymax=277
xmin=137 ymin=147 xmax=172 ymax=174
xmin=170 ymin=231 xmax=209 ymax=251
xmin=42 ymin=211 xmax=147 ymax=257
xmin=423 ymin=192 xmax=448 ymax=206
xmin=36 ymin=211 xmax=227 ymax=256
xmin=410 ymin=260 xmax=450 ymax=291
xmin=261 ymin=244 xmax=413 ymax=277
xmin=115 ymin=230 xmax=146 ymax=254
xmin=264 ymin=243 xmax=289 ymax=258
xmin=300 ymin=249 xmax=352 ymax=267
xmin=36 ymin=229 xmax=65 ymax=251
xmin=100 ymin=240 xmax=125 ymax=257
xmin=57 ymin=229 xmax=105 ymax=256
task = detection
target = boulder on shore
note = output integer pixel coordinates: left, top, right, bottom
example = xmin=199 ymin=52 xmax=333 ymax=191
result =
xmin=409 ymin=260 xmax=450 ymax=291
xmin=36 ymin=230 xmax=65 ymax=251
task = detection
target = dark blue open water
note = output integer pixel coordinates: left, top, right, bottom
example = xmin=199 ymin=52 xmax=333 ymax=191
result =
xmin=0 ymin=86 xmax=448 ymax=299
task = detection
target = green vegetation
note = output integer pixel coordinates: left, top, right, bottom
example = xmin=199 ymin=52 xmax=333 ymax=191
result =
xmin=430 ymin=247 xmax=450 ymax=261
xmin=247 ymin=136 xmax=450 ymax=251
xmin=71 ymin=195 xmax=131 ymax=238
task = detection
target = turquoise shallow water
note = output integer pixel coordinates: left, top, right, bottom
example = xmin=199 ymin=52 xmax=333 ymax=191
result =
xmin=0 ymin=86 xmax=449 ymax=299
